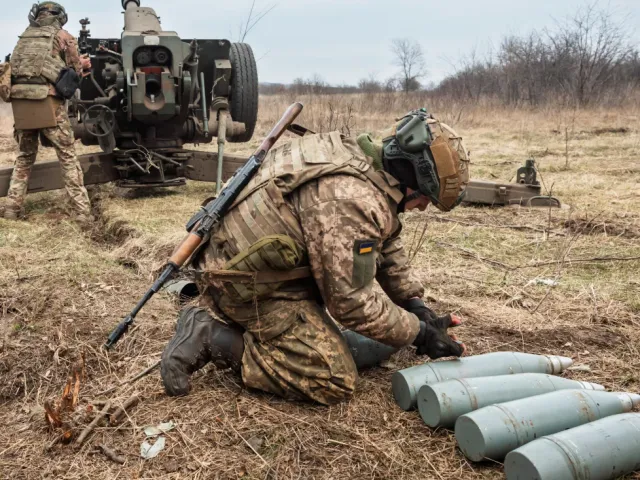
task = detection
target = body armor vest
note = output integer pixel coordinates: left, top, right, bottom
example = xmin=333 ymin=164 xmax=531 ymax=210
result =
xmin=198 ymin=132 xmax=403 ymax=303
xmin=10 ymin=24 xmax=66 ymax=88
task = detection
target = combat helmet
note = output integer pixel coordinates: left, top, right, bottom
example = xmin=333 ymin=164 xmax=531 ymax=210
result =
xmin=371 ymin=109 xmax=469 ymax=212
xmin=29 ymin=2 xmax=68 ymax=26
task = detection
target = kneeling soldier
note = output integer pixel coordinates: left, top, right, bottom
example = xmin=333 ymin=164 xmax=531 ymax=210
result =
xmin=162 ymin=109 xmax=470 ymax=405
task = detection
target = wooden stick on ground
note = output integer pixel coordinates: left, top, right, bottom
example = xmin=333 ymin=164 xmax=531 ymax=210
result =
xmin=45 ymin=430 xmax=73 ymax=451
xmin=96 ymin=360 xmax=161 ymax=397
xmin=110 ymin=394 xmax=140 ymax=426
xmin=97 ymin=444 xmax=126 ymax=465
xmin=76 ymin=401 xmax=111 ymax=447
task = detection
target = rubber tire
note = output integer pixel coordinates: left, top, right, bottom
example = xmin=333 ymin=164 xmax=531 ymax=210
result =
xmin=228 ymin=43 xmax=259 ymax=143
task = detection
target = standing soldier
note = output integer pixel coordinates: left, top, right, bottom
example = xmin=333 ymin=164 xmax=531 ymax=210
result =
xmin=3 ymin=2 xmax=92 ymax=222
xmin=161 ymin=109 xmax=471 ymax=405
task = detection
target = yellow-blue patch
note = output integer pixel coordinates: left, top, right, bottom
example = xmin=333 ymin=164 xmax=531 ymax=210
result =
xmin=358 ymin=241 xmax=375 ymax=255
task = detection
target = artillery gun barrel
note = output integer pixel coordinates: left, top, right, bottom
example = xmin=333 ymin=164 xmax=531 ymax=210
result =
xmin=122 ymin=0 xmax=162 ymax=32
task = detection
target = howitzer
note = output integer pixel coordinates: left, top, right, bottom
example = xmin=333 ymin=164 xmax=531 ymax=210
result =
xmin=104 ymin=102 xmax=304 ymax=349
xmin=0 ymin=0 xmax=259 ymax=196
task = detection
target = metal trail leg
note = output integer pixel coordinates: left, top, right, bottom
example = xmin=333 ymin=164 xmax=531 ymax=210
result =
xmin=216 ymin=110 xmax=228 ymax=195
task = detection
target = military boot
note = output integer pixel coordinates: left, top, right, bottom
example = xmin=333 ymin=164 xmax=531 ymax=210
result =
xmin=342 ymin=330 xmax=398 ymax=370
xmin=161 ymin=306 xmax=245 ymax=397
xmin=74 ymin=213 xmax=95 ymax=230
xmin=2 ymin=204 xmax=21 ymax=220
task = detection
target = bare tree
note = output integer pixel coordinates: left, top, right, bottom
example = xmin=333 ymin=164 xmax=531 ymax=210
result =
xmin=358 ymin=73 xmax=382 ymax=93
xmin=391 ymin=38 xmax=426 ymax=93
xmin=383 ymin=76 xmax=398 ymax=92
xmin=238 ymin=0 xmax=277 ymax=42
xmin=431 ymin=2 xmax=639 ymax=107
xmin=546 ymin=2 xmax=634 ymax=106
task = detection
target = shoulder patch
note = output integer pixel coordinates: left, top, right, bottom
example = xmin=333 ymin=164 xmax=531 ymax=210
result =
xmin=352 ymin=240 xmax=377 ymax=289
xmin=356 ymin=240 xmax=376 ymax=255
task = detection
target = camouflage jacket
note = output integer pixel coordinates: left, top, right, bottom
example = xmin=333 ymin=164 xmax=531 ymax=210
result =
xmin=197 ymin=132 xmax=422 ymax=348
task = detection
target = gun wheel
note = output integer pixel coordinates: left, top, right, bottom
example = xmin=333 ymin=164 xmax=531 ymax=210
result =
xmin=228 ymin=43 xmax=258 ymax=143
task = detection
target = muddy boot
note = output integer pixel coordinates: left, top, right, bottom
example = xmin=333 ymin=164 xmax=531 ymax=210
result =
xmin=161 ymin=306 xmax=244 ymax=397
xmin=74 ymin=213 xmax=95 ymax=229
xmin=342 ymin=330 xmax=398 ymax=370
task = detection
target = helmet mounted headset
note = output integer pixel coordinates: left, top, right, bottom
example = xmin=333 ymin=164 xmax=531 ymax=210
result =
xmin=382 ymin=108 xmax=466 ymax=211
xmin=29 ymin=2 xmax=68 ymax=27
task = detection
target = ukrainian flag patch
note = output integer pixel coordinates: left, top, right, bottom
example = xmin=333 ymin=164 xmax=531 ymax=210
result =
xmin=357 ymin=240 xmax=376 ymax=255
xmin=352 ymin=240 xmax=377 ymax=288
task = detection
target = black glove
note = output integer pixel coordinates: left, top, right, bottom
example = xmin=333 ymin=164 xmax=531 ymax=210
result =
xmin=404 ymin=298 xmax=439 ymax=323
xmin=404 ymin=298 xmax=466 ymax=359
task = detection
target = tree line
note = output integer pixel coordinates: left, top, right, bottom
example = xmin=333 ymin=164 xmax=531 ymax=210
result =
xmin=435 ymin=4 xmax=640 ymax=107
xmin=261 ymin=3 xmax=640 ymax=107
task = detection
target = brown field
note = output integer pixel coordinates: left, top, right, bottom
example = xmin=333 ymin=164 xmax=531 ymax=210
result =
xmin=1 ymin=95 xmax=639 ymax=479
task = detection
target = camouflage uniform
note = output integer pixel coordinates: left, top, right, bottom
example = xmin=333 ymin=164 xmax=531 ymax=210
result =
xmin=194 ymin=132 xmax=425 ymax=405
xmin=6 ymin=12 xmax=90 ymax=217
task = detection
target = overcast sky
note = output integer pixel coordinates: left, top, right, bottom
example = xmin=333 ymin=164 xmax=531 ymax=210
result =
xmin=2 ymin=0 xmax=639 ymax=85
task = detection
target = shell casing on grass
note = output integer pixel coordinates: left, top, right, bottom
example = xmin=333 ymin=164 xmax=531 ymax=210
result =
xmin=455 ymin=390 xmax=640 ymax=462
xmin=392 ymin=352 xmax=574 ymax=411
xmin=504 ymin=413 xmax=640 ymax=480
xmin=417 ymin=373 xmax=605 ymax=429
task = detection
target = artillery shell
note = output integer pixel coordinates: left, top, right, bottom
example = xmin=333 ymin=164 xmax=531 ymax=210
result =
xmin=505 ymin=413 xmax=640 ymax=480
xmin=392 ymin=352 xmax=573 ymax=411
xmin=455 ymin=390 xmax=640 ymax=462
xmin=418 ymin=373 xmax=604 ymax=428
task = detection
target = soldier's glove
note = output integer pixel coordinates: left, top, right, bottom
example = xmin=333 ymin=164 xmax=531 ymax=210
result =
xmin=404 ymin=298 xmax=466 ymax=359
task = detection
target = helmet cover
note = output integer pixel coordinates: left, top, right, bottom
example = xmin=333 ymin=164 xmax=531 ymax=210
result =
xmin=382 ymin=109 xmax=469 ymax=211
xmin=30 ymin=2 xmax=68 ymax=26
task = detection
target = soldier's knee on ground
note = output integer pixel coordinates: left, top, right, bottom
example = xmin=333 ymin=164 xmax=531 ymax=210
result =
xmin=324 ymin=360 xmax=358 ymax=405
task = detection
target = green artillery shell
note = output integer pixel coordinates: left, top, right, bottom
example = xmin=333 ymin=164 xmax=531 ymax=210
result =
xmin=418 ymin=374 xmax=604 ymax=429
xmin=455 ymin=390 xmax=640 ymax=462
xmin=505 ymin=413 xmax=640 ymax=480
xmin=392 ymin=352 xmax=573 ymax=411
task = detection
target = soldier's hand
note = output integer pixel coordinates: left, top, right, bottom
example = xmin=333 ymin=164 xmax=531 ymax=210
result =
xmin=413 ymin=314 xmax=466 ymax=359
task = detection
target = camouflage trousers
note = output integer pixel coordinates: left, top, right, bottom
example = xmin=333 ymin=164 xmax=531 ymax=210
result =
xmin=235 ymin=300 xmax=358 ymax=405
xmin=7 ymin=102 xmax=90 ymax=216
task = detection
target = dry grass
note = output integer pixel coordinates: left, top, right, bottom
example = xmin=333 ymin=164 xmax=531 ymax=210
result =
xmin=1 ymin=95 xmax=639 ymax=479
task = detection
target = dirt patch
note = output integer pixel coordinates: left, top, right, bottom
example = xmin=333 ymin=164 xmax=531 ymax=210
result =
xmin=590 ymin=127 xmax=630 ymax=135
xmin=564 ymin=216 xmax=640 ymax=239
xmin=88 ymin=190 xmax=141 ymax=246
xmin=482 ymin=324 xmax=625 ymax=352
